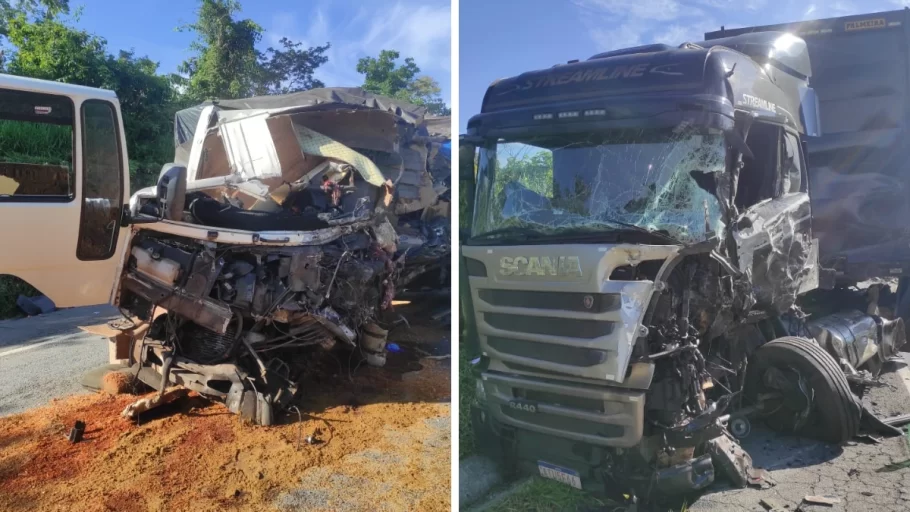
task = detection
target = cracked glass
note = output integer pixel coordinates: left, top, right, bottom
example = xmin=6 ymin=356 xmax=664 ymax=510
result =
xmin=472 ymin=128 xmax=727 ymax=244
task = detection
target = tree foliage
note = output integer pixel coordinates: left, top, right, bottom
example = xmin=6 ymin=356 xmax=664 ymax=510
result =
xmin=0 ymin=0 xmax=68 ymax=38
xmin=357 ymin=50 xmax=450 ymax=115
xmin=261 ymin=37 xmax=329 ymax=95
xmin=178 ymin=0 xmax=329 ymax=101
xmin=3 ymin=14 xmax=180 ymax=189
xmin=497 ymin=150 xmax=554 ymax=199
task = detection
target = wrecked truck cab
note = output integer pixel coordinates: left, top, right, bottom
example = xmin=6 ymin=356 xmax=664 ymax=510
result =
xmin=0 ymin=79 xmax=450 ymax=425
xmin=117 ymin=89 xmax=451 ymax=424
xmin=462 ymin=32 xmax=903 ymax=502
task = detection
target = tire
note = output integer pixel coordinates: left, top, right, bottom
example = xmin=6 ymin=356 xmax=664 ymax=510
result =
xmin=745 ymin=336 xmax=860 ymax=444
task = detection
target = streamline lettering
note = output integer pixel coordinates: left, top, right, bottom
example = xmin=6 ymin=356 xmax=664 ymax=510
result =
xmin=507 ymin=64 xmax=651 ymax=93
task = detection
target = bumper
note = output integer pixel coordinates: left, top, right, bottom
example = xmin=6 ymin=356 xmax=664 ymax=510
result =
xmin=479 ymin=369 xmax=647 ymax=448
xmin=471 ymin=403 xmax=715 ymax=496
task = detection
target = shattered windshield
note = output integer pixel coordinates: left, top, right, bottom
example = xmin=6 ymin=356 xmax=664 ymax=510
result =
xmin=471 ymin=128 xmax=727 ymax=244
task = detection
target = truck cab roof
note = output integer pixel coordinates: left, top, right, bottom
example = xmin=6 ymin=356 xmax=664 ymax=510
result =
xmin=471 ymin=32 xmax=815 ymax=137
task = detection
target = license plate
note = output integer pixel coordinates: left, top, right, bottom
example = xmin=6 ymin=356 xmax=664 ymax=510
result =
xmin=537 ymin=461 xmax=582 ymax=489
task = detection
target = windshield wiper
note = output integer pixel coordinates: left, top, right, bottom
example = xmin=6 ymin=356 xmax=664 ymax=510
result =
xmin=469 ymin=226 xmax=548 ymax=242
xmin=598 ymin=219 xmax=681 ymax=244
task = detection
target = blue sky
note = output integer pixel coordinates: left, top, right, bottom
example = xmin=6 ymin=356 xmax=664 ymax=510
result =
xmin=460 ymin=0 xmax=908 ymax=130
xmin=67 ymin=0 xmax=451 ymax=103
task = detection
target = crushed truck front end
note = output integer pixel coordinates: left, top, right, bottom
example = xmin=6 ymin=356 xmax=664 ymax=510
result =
xmin=114 ymin=88 xmax=450 ymax=424
xmin=462 ymin=32 xmax=869 ymax=502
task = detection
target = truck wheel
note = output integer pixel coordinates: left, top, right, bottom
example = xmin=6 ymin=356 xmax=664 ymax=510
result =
xmin=745 ymin=336 xmax=860 ymax=444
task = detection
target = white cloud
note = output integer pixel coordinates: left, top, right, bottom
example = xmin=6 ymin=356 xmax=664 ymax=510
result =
xmin=588 ymin=21 xmax=646 ymax=51
xmin=572 ymin=0 xmax=682 ymax=21
xmin=573 ymin=0 xmax=889 ymax=52
xmin=267 ymin=0 xmax=451 ymax=103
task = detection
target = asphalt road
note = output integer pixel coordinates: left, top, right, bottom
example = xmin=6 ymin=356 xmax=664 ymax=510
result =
xmin=0 ymin=305 xmax=119 ymax=417
xmin=690 ymin=354 xmax=910 ymax=512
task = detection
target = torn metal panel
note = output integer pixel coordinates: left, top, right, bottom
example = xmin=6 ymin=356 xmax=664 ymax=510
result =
xmin=284 ymin=109 xmax=401 ymax=154
xmin=218 ymin=115 xmax=282 ymax=180
xmin=425 ymin=116 xmax=451 ymax=138
xmin=290 ymin=122 xmax=386 ymax=187
xmin=733 ymin=193 xmax=815 ymax=313
xmin=177 ymin=87 xmax=427 ymax=127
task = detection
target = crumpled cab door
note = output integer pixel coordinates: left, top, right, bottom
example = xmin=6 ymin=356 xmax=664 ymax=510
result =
xmin=0 ymin=78 xmax=130 ymax=307
xmin=732 ymin=127 xmax=817 ymax=312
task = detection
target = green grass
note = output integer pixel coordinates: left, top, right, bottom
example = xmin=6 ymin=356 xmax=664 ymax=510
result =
xmin=485 ymin=477 xmax=607 ymax=512
xmin=460 ymin=341 xmax=478 ymax=459
xmin=0 ymin=119 xmax=73 ymax=166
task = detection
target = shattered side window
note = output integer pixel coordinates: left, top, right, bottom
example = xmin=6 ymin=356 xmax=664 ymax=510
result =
xmin=0 ymin=89 xmax=74 ymax=200
xmin=472 ymin=128 xmax=727 ymax=244
xmin=781 ymin=131 xmax=803 ymax=194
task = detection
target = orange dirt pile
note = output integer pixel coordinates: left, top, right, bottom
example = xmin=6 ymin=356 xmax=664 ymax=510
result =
xmin=100 ymin=372 xmax=134 ymax=395
xmin=0 ymin=358 xmax=450 ymax=512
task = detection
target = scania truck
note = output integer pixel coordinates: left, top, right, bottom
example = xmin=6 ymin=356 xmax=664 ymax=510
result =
xmin=461 ymin=8 xmax=910 ymax=503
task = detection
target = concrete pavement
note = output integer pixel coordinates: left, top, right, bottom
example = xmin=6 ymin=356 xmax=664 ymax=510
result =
xmin=0 ymin=305 xmax=119 ymax=416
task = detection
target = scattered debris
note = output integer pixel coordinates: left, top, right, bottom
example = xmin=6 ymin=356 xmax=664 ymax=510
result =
xmin=0 ymin=340 xmax=451 ymax=511
xmin=882 ymin=412 xmax=910 ymax=427
xmin=760 ymin=497 xmax=787 ymax=512
xmin=802 ymin=495 xmax=840 ymax=506
xmin=120 ymin=387 xmax=190 ymax=419
xmin=708 ymin=432 xmax=775 ymax=489
xmin=68 ymin=420 xmax=85 ymax=443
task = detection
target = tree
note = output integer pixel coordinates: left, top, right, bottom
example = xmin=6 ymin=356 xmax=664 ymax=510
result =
xmin=4 ymin=14 xmax=109 ymax=86
xmin=107 ymin=50 xmax=184 ymax=187
xmin=4 ymin=14 xmax=180 ymax=189
xmin=0 ymin=0 xmax=68 ymax=38
xmin=261 ymin=37 xmax=329 ymax=94
xmin=178 ymin=0 xmax=330 ymax=101
xmin=357 ymin=50 xmax=450 ymax=116
xmin=178 ymin=0 xmax=263 ymax=101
